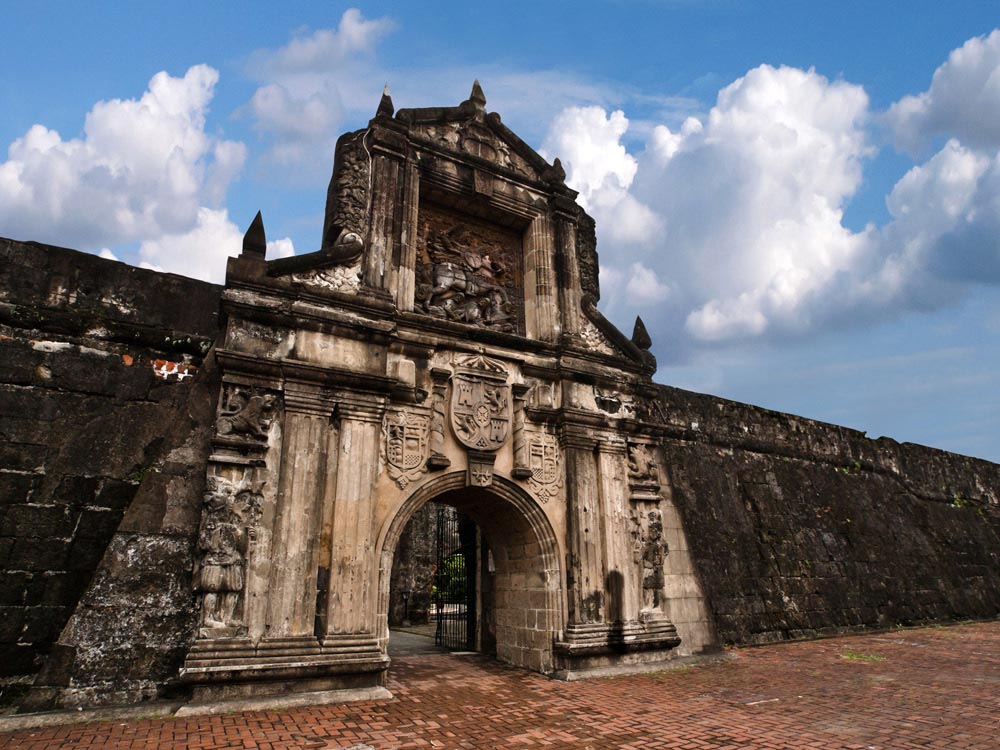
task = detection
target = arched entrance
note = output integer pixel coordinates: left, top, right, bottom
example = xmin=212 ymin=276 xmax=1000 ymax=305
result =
xmin=377 ymin=473 xmax=563 ymax=673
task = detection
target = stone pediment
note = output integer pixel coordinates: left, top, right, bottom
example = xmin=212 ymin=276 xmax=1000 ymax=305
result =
xmin=228 ymin=82 xmax=654 ymax=376
xmin=395 ymin=82 xmax=567 ymax=186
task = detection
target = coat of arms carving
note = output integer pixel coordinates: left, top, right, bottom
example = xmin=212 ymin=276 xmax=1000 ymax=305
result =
xmin=450 ymin=353 xmax=510 ymax=452
xmin=382 ymin=410 xmax=430 ymax=489
xmin=526 ymin=431 xmax=563 ymax=503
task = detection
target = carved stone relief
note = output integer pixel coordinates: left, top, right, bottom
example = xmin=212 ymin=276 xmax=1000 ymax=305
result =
xmin=291 ymin=260 xmax=362 ymax=295
xmin=594 ymin=387 xmax=636 ymax=418
xmin=194 ymin=474 xmax=265 ymax=637
xmin=579 ymin=318 xmax=614 ymax=355
xmin=416 ymin=121 xmax=533 ymax=177
xmin=415 ymin=202 xmax=523 ymax=333
xmin=217 ymin=387 xmax=279 ymax=442
xmin=627 ymin=441 xmax=661 ymax=501
xmin=631 ymin=507 xmax=667 ymax=612
xmin=525 ymin=431 xmax=563 ymax=503
xmin=382 ymin=409 xmax=430 ymax=489
xmin=450 ymin=353 xmax=511 ymax=452
xmin=324 ymin=131 xmax=370 ymax=246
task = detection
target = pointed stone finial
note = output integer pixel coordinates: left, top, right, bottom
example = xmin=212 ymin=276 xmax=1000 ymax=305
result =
xmin=632 ymin=316 xmax=653 ymax=351
xmin=543 ymin=157 xmax=566 ymax=184
xmin=376 ymin=83 xmax=394 ymax=117
xmin=242 ymin=211 xmax=266 ymax=260
xmin=469 ymin=79 xmax=487 ymax=110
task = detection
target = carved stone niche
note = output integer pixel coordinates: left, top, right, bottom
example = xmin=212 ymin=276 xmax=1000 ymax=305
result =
xmin=211 ymin=385 xmax=280 ymax=465
xmin=415 ymin=200 xmax=525 ymax=335
xmin=627 ymin=441 xmax=661 ymax=501
xmin=193 ymin=472 xmax=266 ymax=639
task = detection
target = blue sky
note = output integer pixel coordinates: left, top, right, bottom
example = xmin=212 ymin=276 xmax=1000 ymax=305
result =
xmin=2 ymin=2 xmax=999 ymax=461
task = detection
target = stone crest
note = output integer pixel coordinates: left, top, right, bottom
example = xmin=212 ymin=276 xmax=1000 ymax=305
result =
xmin=382 ymin=410 xmax=430 ymax=489
xmin=450 ymin=353 xmax=510 ymax=451
xmin=526 ymin=431 xmax=563 ymax=503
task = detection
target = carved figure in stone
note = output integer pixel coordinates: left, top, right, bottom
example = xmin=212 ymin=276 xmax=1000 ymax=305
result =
xmin=632 ymin=508 xmax=667 ymax=611
xmin=217 ymin=388 xmax=278 ymax=441
xmin=416 ymin=203 xmax=522 ymax=332
xmin=382 ymin=410 xmax=430 ymax=489
xmin=627 ymin=442 xmax=659 ymax=484
xmin=195 ymin=475 xmax=264 ymax=632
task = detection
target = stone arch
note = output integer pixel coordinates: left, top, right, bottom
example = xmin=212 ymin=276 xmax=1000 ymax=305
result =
xmin=376 ymin=472 xmax=564 ymax=673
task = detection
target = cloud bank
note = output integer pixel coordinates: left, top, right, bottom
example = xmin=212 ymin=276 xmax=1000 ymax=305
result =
xmin=0 ymin=65 xmax=295 ymax=282
xmin=543 ymin=30 xmax=1000 ymax=354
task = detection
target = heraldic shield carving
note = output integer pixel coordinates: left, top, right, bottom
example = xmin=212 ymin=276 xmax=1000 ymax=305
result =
xmin=382 ymin=410 xmax=430 ymax=489
xmin=527 ymin=432 xmax=563 ymax=503
xmin=450 ymin=352 xmax=511 ymax=452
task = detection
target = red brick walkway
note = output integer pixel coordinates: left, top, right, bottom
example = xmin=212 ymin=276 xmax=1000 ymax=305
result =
xmin=4 ymin=621 xmax=999 ymax=749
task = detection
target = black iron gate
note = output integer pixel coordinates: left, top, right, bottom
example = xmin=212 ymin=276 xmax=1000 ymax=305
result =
xmin=434 ymin=505 xmax=477 ymax=650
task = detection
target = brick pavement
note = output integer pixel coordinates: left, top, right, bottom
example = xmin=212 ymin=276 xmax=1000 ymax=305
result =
xmin=3 ymin=620 xmax=998 ymax=750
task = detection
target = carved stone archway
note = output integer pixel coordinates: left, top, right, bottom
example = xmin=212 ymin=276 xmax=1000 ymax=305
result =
xmin=377 ymin=472 xmax=564 ymax=673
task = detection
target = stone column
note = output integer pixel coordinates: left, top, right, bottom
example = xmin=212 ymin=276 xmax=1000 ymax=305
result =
xmin=596 ymin=435 xmax=641 ymax=625
xmin=263 ymin=384 xmax=335 ymax=639
xmin=523 ymin=214 xmax=559 ymax=342
xmin=397 ymin=156 xmax=420 ymax=312
xmin=561 ymin=424 xmax=607 ymax=632
xmin=364 ymin=146 xmax=404 ymax=299
xmin=554 ymin=208 xmax=582 ymax=337
xmin=322 ymin=397 xmax=386 ymax=642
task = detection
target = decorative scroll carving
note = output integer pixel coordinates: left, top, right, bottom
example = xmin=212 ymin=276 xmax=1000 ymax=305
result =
xmin=579 ymin=318 xmax=614 ymax=355
xmin=291 ymin=259 xmax=362 ymax=295
xmin=218 ymin=387 xmax=278 ymax=442
xmin=594 ymin=387 xmax=636 ymax=418
xmin=525 ymin=431 xmax=563 ymax=503
xmin=382 ymin=410 xmax=430 ymax=489
xmin=577 ymin=212 xmax=600 ymax=302
xmin=194 ymin=475 xmax=264 ymax=636
xmin=450 ymin=353 xmax=511 ymax=451
xmin=322 ymin=131 xmax=370 ymax=248
xmin=415 ymin=202 xmax=523 ymax=333
xmin=631 ymin=508 xmax=667 ymax=612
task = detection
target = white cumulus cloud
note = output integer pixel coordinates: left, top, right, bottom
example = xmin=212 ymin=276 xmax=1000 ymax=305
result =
xmin=0 ymin=64 xmax=246 ymax=274
xmin=886 ymin=29 xmax=1000 ymax=155
xmin=244 ymin=9 xmax=395 ymax=170
xmin=550 ymin=36 xmax=1000 ymax=353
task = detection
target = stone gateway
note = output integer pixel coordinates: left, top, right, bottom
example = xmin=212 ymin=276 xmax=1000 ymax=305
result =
xmin=1 ymin=84 xmax=998 ymax=712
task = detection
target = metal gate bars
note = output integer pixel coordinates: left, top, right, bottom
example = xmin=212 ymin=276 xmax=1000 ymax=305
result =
xmin=434 ymin=504 xmax=477 ymax=650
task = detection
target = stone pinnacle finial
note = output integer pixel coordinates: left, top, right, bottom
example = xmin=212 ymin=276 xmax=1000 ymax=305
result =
xmin=242 ymin=211 xmax=266 ymax=260
xmin=376 ymin=83 xmax=394 ymax=117
xmin=632 ymin=316 xmax=653 ymax=351
xmin=469 ymin=79 xmax=487 ymax=110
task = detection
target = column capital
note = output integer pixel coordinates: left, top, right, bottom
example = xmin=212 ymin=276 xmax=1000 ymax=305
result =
xmin=283 ymin=382 xmax=336 ymax=417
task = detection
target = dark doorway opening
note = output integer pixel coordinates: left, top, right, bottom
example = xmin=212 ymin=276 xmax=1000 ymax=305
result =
xmin=388 ymin=501 xmax=495 ymax=657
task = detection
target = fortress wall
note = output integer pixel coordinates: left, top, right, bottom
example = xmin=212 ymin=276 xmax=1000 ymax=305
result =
xmin=652 ymin=384 xmax=1000 ymax=645
xmin=0 ymin=238 xmax=221 ymax=705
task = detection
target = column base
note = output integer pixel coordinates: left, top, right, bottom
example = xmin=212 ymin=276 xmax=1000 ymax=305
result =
xmin=553 ymin=617 xmax=681 ymax=677
xmin=178 ymin=634 xmax=389 ymax=703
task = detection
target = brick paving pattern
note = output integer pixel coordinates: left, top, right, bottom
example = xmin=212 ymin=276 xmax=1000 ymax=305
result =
xmin=3 ymin=621 xmax=998 ymax=750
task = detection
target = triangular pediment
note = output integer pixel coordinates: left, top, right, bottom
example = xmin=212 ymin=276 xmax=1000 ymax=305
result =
xmin=394 ymin=82 xmax=567 ymax=186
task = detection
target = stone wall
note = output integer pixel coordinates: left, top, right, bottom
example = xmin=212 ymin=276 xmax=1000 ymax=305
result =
xmin=0 ymin=238 xmax=221 ymax=707
xmin=650 ymin=385 xmax=1000 ymax=645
